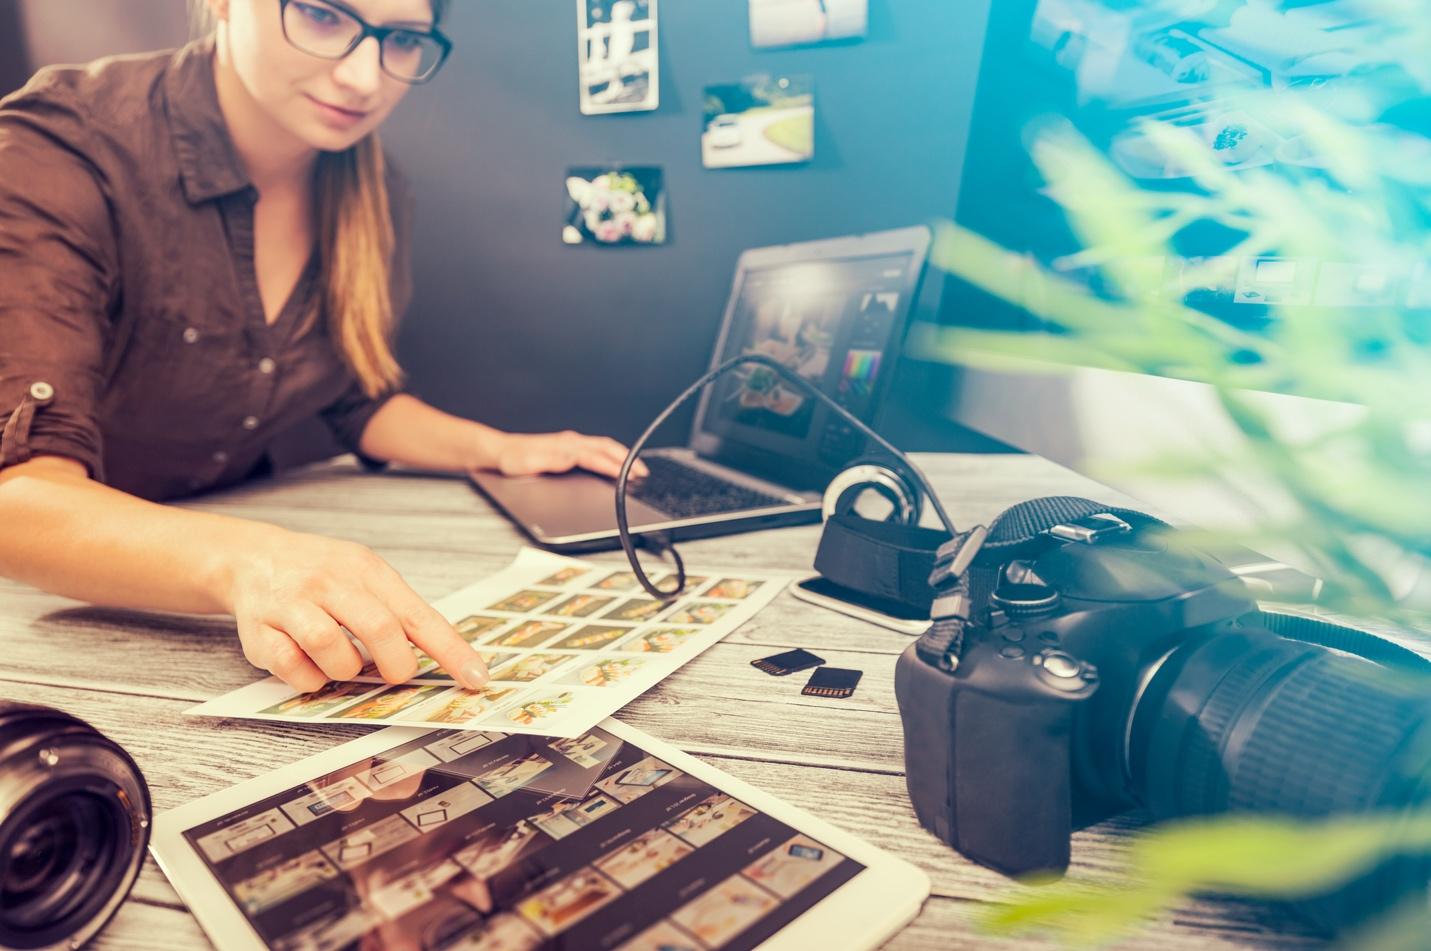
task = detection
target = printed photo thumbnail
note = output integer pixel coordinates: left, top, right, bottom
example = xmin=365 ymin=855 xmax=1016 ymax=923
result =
xmin=536 ymin=566 xmax=591 ymax=586
xmin=548 ymin=593 xmax=617 ymax=618
xmin=618 ymin=627 xmax=704 ymax=654
xmin=664 ymin=794 xmax=757 ymax=848
xmin=489 ymin=653 xmax=576 ymax=683
xmin=617 ymin=919 xmax=703 ymax=951
xmin=672 ymin=874 xmax=779 ymax=947
xmin=662 ymin=602 xmax=733 ymax=625
xmin=517 ymin=866 xmax=624 ymax=935
xmin=594 ymin=755 xmax=680 ymax=804
xmin=594 ymin=828 xmax=694 ymax=889
xmin=417 ymin=685 xmax=523 ymax=726
xmin=489 ymin=589 xmax=562 ymax=613
xmin=742 ymin=834 xmax=845 ymax=899
xmin=258 ymin=681 xmax=378 ymax=718
xmin=550 ymin=732 xmax=613 ymax=769
xmin=561 ymin=656 xmax=651 ymax=688
xmin=331 ymin=685 xmax=447 ymax=721
xmin=486 ymin=620 xmax=569 ymax=649
xmin=476 ymin=753 xmax=555 ymax=799
xmin=548 ymin=625 xmax=630 ymax=651
xmin=232 ymin=849 xmax=338 ymax=915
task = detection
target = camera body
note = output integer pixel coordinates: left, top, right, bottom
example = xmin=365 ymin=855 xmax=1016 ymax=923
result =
xmin=896 ymin=514 xmax=1255 ymax=876
xmin=895 ymin=507 xmax=1431 ymax=933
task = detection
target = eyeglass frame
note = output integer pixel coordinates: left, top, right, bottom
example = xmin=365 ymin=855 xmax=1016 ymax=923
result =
xmin=276 ymin=0 xmax=454 ymax=85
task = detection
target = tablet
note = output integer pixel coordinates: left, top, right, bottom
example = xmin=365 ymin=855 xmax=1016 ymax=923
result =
xmin=150 ymin=719 xmax=930 ymax=950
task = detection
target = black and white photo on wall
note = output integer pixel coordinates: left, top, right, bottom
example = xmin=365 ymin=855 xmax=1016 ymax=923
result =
xmin=577 ymin=0 xmax=660 ymax=114
xmin=749 ymin=0 xmax=868 ymax=49
xmin=702 ymin=75 xmax=814 ymax=169
xmin=563 ymin=167 xmax=667 ymax=246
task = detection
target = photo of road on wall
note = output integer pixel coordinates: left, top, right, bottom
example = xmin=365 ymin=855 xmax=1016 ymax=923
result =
xmin=702 ymin=75 xmax=814 ymax=169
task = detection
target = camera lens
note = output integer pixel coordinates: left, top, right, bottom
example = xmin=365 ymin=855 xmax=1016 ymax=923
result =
xmin=1128 ymin=628 xmax=1431 ymax=932
xmin=0 ymin=703 xmax=149 ymax=950
xmin=2 ymin=792 xmax=120 ymax=932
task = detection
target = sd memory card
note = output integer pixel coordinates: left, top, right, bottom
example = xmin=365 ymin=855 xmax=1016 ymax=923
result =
xmin=802 ymin=667 xmax=862 ymax=698
xmin=750 ymin=649 xmax=825 ymax=676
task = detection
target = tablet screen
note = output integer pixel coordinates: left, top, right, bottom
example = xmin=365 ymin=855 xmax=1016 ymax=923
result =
xmin=179 ymin=726 xmax=865 ymax=950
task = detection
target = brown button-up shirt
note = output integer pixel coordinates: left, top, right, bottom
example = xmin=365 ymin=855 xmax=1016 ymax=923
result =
xmin=0 ymin=37 xmax=410 ymax=500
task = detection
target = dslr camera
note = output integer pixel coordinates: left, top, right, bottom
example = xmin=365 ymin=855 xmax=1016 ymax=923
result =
xmin=894 ymin=497 xmax=1431 ymax=932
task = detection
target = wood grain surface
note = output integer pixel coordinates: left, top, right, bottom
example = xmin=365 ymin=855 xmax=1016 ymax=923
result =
xmin=0 ymin=454 xmax=1330 ymax=949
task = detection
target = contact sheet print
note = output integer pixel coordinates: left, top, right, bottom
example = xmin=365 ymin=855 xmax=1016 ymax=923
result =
xmin=189 ymin=549 xmax=790 ymax=738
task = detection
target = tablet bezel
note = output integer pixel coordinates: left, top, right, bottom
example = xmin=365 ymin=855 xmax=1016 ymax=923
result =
xmin=149 ymin=718 xmax=930 ymax=950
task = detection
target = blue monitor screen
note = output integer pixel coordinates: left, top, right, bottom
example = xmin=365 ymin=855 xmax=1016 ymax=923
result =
xmin=938 ymin=0 xmax=1430 ymax=395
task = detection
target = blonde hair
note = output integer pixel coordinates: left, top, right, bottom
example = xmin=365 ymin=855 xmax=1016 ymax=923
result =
xmin=316 ymin=137 xmax=402 ymax=397
xmin=191 ymin=0 xmax=451 ymax=398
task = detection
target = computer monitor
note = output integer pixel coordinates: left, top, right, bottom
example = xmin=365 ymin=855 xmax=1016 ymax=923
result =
xmin=922 ymin=0 xmax=1427 ymax=588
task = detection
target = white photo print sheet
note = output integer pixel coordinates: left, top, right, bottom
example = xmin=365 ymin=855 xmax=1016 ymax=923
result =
xmin=188 ymin=549 xmax=788 ymax=738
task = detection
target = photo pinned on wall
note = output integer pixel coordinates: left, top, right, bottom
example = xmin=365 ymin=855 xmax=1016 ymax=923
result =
xmin=577 ymin=0 xmax=659 ymax=115
xmin=563 ymin=167 xmax=667 ymax=246
xmin=702 ymin=75 xmax=814 ymax=169
xmin=749 ymin=0 xmax=868 ymax=50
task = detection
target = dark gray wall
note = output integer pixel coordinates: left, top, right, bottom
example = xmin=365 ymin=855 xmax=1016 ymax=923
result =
xmin=11 ymin=0 xmax=1011 ymax=454
xmin=383 ymin=0 xmax=1003 ymax=449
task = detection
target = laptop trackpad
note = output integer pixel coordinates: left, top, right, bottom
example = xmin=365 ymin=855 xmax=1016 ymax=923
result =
xmin=471 ymin=470 xmax=671 ymax=537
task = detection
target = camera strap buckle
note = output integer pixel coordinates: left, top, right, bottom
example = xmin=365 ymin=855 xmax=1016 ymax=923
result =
xmin=918 ymin=525 xmax=989 ymax=672
xmin=1047 ymin=512 xmax=1132 ymax=544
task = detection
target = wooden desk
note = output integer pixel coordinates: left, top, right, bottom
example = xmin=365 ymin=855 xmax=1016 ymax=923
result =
xmin=0 ymin=453 xmax=1325 ymax=950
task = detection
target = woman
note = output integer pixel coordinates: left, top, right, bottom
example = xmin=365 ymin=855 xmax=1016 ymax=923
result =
xmin=0 ymin=0 xmax=644 ymax=695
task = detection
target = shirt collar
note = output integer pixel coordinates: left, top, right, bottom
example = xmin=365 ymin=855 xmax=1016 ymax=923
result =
xmin=163 ymin=35 xmax=253 ymax=204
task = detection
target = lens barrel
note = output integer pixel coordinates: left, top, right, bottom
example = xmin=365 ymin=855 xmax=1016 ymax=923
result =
xmin=0 ymin=703 xmax=151 ymax=951
xmin=1129 ymin=627 xmax=1431 ymax=932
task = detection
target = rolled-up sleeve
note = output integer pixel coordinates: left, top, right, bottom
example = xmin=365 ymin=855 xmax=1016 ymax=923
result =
xmin=318 ymin=160 xmax=414 ymax=469
xmin=0 ymin=85 xmax=116 ymax=479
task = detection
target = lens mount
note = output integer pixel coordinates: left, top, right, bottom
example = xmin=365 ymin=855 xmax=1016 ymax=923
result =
xmin=0 ymin=704 xmax=150 ymax=951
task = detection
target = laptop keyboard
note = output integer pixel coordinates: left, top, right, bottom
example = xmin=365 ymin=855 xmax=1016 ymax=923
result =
xmin=627 ymin=456 xmax=791 ymax=519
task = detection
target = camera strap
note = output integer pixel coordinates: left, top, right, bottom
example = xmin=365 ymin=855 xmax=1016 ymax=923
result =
xmin=1255 ymin=610 xmax=1431 ymax=675
xmin=916 ymin=525 xmax=989 ymax=672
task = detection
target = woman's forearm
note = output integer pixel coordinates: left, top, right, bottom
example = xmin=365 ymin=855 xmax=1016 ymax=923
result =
xmin=0 ymin=459 xmax=275 ymax=615
xmin=357 ymin=393 xmax=506 ymax=472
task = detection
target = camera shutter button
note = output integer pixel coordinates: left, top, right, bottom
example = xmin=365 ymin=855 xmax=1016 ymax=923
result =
xmin=1041 ymin=652 xmax=1081 ymax=679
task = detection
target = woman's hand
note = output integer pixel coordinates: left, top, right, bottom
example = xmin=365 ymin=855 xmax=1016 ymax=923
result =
xmin=488 ymin=430 xmax=648 ymax=480
xmin=224 ymin=527 xmax=490 ymax=694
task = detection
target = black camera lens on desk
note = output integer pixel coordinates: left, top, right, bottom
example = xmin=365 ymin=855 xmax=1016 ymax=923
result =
xmin=0 ymin=702 xmax=151 ymax=951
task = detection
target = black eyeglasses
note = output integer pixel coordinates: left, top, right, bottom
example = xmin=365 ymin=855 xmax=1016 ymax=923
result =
xmin=278 ymin=0 xmax=452 ymax=85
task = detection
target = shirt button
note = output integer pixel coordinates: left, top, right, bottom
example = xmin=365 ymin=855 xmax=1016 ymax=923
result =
xmin=212 ymin=451 xmax=229 ymax=465
xmin=242 ymin=416 xmax=260 ymax=431
xmin=29 ymin=381 xmax=55 ymax=404
xmin=258 ymin=357 xmax=276 ymax=375
xmin=182 ymin=327 xmax=200 ymax=344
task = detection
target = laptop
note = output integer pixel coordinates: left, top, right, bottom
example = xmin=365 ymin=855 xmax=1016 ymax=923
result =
xmin=471 ymin=225 xmax=933 ymax=552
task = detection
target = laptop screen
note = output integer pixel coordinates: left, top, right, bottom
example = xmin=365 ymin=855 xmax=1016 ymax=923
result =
xmin=693 ymin=249 xmax=921 ymax=488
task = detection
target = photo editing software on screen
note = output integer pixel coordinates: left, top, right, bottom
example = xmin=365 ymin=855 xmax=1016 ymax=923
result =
xmin=703 ymin=251 xmax=916 ymax=469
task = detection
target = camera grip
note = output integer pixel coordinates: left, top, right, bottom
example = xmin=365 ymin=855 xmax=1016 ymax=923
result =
xmin=897 ymin=641 xmax=1088 ymax=878
xmin=949 ymin=689 xmax=1077 ymax=877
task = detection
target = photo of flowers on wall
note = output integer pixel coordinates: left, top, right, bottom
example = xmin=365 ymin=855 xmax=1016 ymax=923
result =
xmin=563 ymin=167 xmax=667 ymax=246
xmin=702 ymin=75 xmax=814 ymax=169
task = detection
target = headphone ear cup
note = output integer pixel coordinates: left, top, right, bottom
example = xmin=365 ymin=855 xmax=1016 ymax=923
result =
xmin=823 ymin=456 xmax=924 ymax=526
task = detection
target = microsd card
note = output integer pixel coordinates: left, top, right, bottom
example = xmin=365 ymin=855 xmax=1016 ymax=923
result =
xmin=750 ymin=649 xmax=825 ymax=676
xmin=801 ymin=667 xmax=862 ymax=698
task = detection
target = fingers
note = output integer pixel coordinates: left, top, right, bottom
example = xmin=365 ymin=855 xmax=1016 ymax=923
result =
xmin=244 ymin=620 xmax=327 ymax=693
xmin=272 ymin=601 xmax=365 ymax=682
xmin=577 ymin=435 xmax=647 ymax=479
xmin=363 ymin=563 xmax=490 ymax=690
xmin=322 ymin=588 xmax=420 ymax=684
